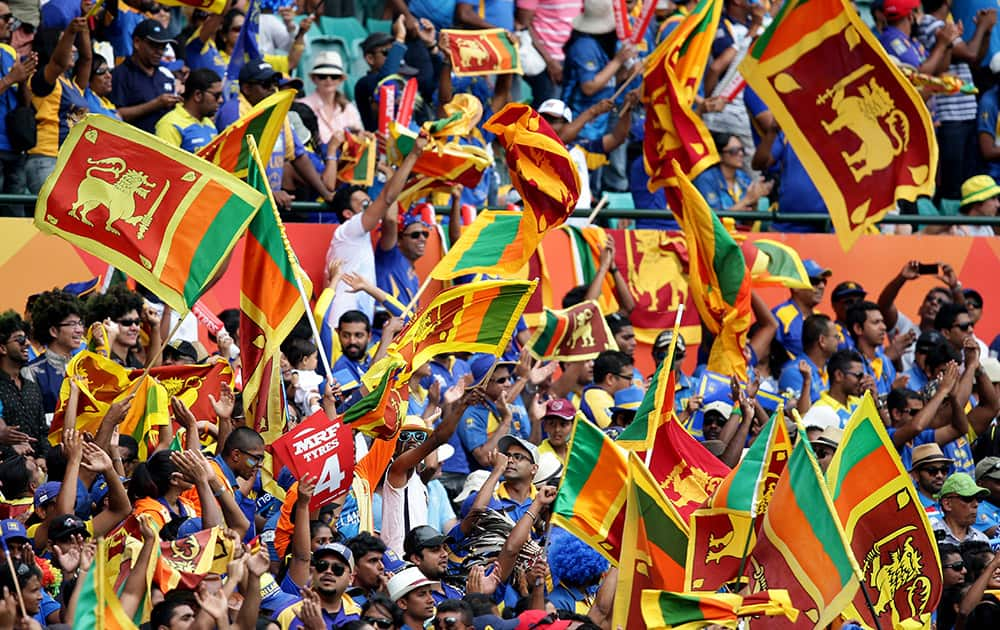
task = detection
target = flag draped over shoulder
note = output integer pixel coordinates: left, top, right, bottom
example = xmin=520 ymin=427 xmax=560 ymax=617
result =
xmin=525 ymin=301 xmax=617 ymax=361
xmin=74 ymin=538 xmax=138 ymax=630
xmin=551 ymin=420 xmax=629 ymax=565
xmin=483 ymin=103 xmax=581 ymax=244
xmin=744 ymin=428 xmax=861 ymax=629
xmin=614 ymin=452 xmax=691 ymax=629
xmin=826 ymin=394 xmax=942 ymax=629
xmin=687 ymin=410 xmax=791 ymax=591
xmin=388 ymin=280 xmax=536 ymax=378
xmin=197 ymin=89 xmax=295 ymax=178
xmin=739 ymin=0 xmax=936 ymax=251
xmin=34 ymin=115 xmax=263 ymax=314
xmin=641 ymin=589 xmax=799 ymax=629
xmin=240 ymin=138 xmax=310 ymax=442
xmin=667 ymin=172 xmax=751 ymax=376
xmin=441 ymin=28 xmax=522 ymax=76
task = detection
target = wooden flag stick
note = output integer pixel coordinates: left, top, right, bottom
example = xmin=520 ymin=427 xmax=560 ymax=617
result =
xmin=3 ymin=550 xmax=26 ymax=618
xmin=610 ymin=63 xmax=642 ymax=103
xmin=585 ymin=195 xmax=610 ymax=226
xmin=400 ymin=274 xmax=433 ymax=321
xmin=142 ymin=315 xmax=185 ymax=377
xmin=644 ymin=303 xmax=684 ymax=468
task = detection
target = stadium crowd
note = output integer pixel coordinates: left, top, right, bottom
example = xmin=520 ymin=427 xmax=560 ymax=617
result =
xmin=0 ymin=0 xmax=1000 ymax=628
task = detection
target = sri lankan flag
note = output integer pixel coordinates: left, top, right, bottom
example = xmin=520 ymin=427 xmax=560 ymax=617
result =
xmin=525 ymin=300 xmax=617 ymax=361
xmin=614 ymin=452 xmax=690 ymax=629
xmin=644 ymin=419 xmax=730 ymax=522
xmin=641 ymin=589 xmax=799 ymax=629
xmin=74 ymin=538 xmax=138 ymax=630
xmin=337 ymin=131 xmax=376 ymax=186
xmin=740 ymin=237 xmax=811 ymax=289
xmin=440 ymin=28 xmax=521 ymax=76
xmin=35 ymin=116 xmax=263 ymax=314
xmin=739 ymin=0 xmax=936 ymax=251
xmin=197 ymin=89 xmax=295 ymax=179
xmin=661 ymin=0 xmax=723 ymax=105
xmin=120 ymin=375 xmax=170 ymax=459
xmin=154 ymin=527 xmax=234 ymax=591
xmin=344 ymin=355 xmax=407 ymax=439
xmin=240 ymin=137 xmax=311 ymax=442
xmin=388 ymin=280 xmax=536 ymax=379
xmin=551 ymin=419 xmax=629 ymax=565
xmin=483 ymin=104 xmax=581 ymax=250
xmin=667 ymin=172 xmax=751 ymax=376
xmin=128 ymin=358 xmax=234 ymax=423
xmin=744 ymin=428 xmax=861 ymax=629
xmin=430 ymin=211 xmax=529 ymax=280
xmin=687 ymin=410 xmax=791 ymax=591
xmin=49 ymin=348 xmax=132 ymax=444
xmin=617 ymin=320 xmax=681 ymax=452
xmin=388 ymin=121 xmax=490 ymax=190
xmin=826 ymin=393 xmax=942 ymax=629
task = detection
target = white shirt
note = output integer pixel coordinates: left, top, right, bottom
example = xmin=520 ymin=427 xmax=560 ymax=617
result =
xmin=381 ymin=469 xmax=429 ymax=556
xmin=324 ymin=213 xmax=376 ymax=323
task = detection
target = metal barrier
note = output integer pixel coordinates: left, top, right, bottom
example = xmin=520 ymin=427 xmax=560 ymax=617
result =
xmin=12 ymin=193 xmax=1000 ymax=226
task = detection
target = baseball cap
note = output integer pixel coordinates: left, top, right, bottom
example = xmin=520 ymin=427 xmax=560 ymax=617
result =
xmin=538 ymin=99 xmax=572 ymax=123
xmin=964 ymin=288 xmax=984 ymax=308
xmin=62 ymin=277 xmax=100 ymax=298
xmin=361 ymin=32 xmax=394 ymax=54
xmin=310 ymin=51 xmax=345 ymax=76
xmin=163 ymin=339 xmax=199 ymax=363
xmin=542 ymin=398 xmax=576 ymax=421
xmin=936 ymin=472 xmax=990 ymax=500
xmin=702 ymin=400 xmax=733 ymax=419
xmin=468 ymin=353 xmax=516 ymax=387
xmin=239 ymin=59 xmax=281 ymax=84
xmin=981 ymin=357 xmax=1000 ymax=384
xmin=403 ymin=525 xmax=452 ymax=557
xmin=831 ymin=281 xmax=866 ymax=302
xmin=653 ymin=330 xmax=686 ymax=354
xmin=498 ymin=435 xmax=540 ymax=464
xmin=915 ymin=330 xmax=946 ymax=353
xmin=89 ymin=476 xmax=110 ymax=506
xmin=259 ymin=573 xmax=300 ymax=615
xmin=133 ymin=18 xmax=176 ymax=44
xmin=34 ymin=481 xmax=61 ymax=509
xmin=313 ymin=542 xmax=354 ymax=571
xmin=883 ymin=0 xmax=919 ymax=19
xmin=0 ymin=520 xmax=27 ymax=543
xmin=382 ymin=548 xmax=408 ymax=574
xmin=975 ymin=457 xmax=1000 ymax=483
xmin=387 ymin=566 xmax=438 ymax=601
xmin=474 ymin=615 xmax=519 ymax=630
xmin=50 ymin=514 xmax=90 ymax=541
xmin=802 ymin=259 xmax=832 ymax=281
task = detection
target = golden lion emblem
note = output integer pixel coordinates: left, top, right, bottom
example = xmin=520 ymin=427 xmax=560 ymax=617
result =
xmin=68 ymin=157 xmax=170 ymax=239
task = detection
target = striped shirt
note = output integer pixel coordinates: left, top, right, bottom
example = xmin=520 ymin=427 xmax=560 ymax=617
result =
xmin=917 ymin=15 xmax=977 ymax=122
xmin=516 ymin=0 xmax=582 ymax=62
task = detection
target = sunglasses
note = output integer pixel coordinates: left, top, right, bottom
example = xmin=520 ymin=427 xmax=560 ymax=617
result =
xmin=968 ymin=302 xmax=983 ymax=309
xmin=614 ymin=372 xmax=633 ymax=380
xmin=364 ymin=617 xmax=393 ymax=630
xmin=950 ymin=495 xmax=980 ymax=504
xmin=901 ymin=407 xmax=921 ymax=417
xmin=203 ymin=90 xmax=223 ymax=101
xmin=491 ymin=376 xmax=510 ymax=385
xmin=437 ymin=616 xmax=461 ymax=629
xmin=238 ymin=450 xmax=263 ymax=467
xmin=843 ymin=370 xmax=865 ymax=379
xmin=6 ymin=335 xmax=27 ymax=345
xmin=953 ymin=322 xmax=974 ymax=332
xmin=922 ymin=466 xmax=951 ymax=476
xmin=721 ymin=146 xmax=745 ymax=155
xmin=943 ymin=561 xmax=966 ymax=571
xmin=313 ymin=74 xmax=343 ymax=81
xmin=809 ymin=276 xmax=827 ymax=287
xmin=399 ymin=430 xmax=428 ymax=443
xmin=93 ymin=67 xmax=109 ymax=75
xmin=312 ymin=559 xmax=347 ymax=576
xmin=405 ymin=230 xmax=430 ymax=239
xmin=0 ymin=13 xmax=13 ymax=21
xmin=117 ymin=318 xmax=142 ymax=327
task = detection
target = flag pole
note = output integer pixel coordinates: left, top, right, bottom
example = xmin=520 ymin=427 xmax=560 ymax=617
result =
xmin=858 ymin=580 xmax=884 ymax=630
xmin=400 ymin=274 xmax=433 ymax=321
xmin=2 ymin=548 xmax=26 ymax=618
xmin=584 ymin=195 xmax=609 ymax=226
xmin=294 ymin=272 xmax=334 ymax=385
xmin=644 ymin=303 xmax=684 ymax=468
xmin=730 ymin=512 xmax=758 ymax=594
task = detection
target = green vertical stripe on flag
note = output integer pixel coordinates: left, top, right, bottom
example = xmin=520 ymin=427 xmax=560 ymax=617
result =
xmin=553 ymin=421 xmax=606 ymax=516
xmin=476 ymin=284 xmax=523 ymax=344
xmin=247 ymin=150 xmax=298 ymax=286
xmin=711 ymin=216 xmax=746 ymax=306
xmin=828 ymin=418 xmax=882 ymax=498
xmin=636 ymin=478 xmax=689 ymax=566
xmin=183 ymin=193 xmax=258 ymax=303
xmin=565 ymin=226 xmax=597 ymax=284
xmin=618 ymin=360 xmax=664 ymax=443
xmin=451 ymin=214 xmax=521 ymax=269
xmin=722 ymin=412 xmax=778 ymax=511
xmin=532 ymin=310 xmax=561 ymax=355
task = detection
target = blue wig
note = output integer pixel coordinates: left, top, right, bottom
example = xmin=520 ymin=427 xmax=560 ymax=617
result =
xmin=546 ymin=527 xmax=609 ymax=587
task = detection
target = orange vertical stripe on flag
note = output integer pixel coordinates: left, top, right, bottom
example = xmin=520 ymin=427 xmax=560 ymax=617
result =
xmin=156 ymin=181 xmax=232 ymax=292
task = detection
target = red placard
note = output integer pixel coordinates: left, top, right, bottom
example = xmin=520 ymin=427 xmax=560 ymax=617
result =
xmin=378 ymin=84 xmax=396 ymax=137
xmin=191 ymin=300 xmax=223 ymax=334
xmin=396 ymin=78 xmax=418 ymax=127
xmin=630 ymin=0 xmax=657 ymax=45
xmin=269 ymin=411 xmax=355 ymax=510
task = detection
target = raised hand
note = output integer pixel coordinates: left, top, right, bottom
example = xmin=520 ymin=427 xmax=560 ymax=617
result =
xmin=296 ymin=473 xmax=318 ymax=507
xmin=80 ymin=441 xmax=114 ymax=474
xmin=62 ymin=426 xmax=84 ymax=462
xmin=208 ymin=383 xmax=235 ymax=421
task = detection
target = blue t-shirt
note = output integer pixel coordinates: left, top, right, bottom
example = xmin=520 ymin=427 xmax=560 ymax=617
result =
xmin=457 ymin=401 xmax=530 ymax=472
xmin=877 ymin=25 xmax=926 ymax=67
xmin=456 ymin=0 xmax=514 ymax=31
xmin=629 ymin=155 xmax=678 ymax=229
xmin=770 ymin=131 xmax=826 ymax=233
xmin=375 ymin=245 xmax=420 ymax=306
xmin=563 ymin=36 xmax=613 ymax=141
xmin=978 ymin=87 xmax=1000 ymax=180
xmin=954 ymin=0 xmax=1000 ymax=68
xmin=110 ymin=57 xmax=176 ymax=134
xmin=0 ymin=45 xmax=18 ymax=152
xmin=410 ymin=0 xmax=456 ymax=30
xmin=771 ymin=299 xmax=809 ymax=359
xmin=104 ymin=7 xmax=149 ymax=60
xmin=185 ymin=35 xmax=228 ymax=78
xmin=777 ymin=354 xmax=826 ymax=403
xmin=693 ymin=165 xmax=752 ymax=212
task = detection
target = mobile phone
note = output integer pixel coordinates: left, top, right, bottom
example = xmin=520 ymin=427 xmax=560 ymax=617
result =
xmin=917 ymin=263 xmax=939 ymax=275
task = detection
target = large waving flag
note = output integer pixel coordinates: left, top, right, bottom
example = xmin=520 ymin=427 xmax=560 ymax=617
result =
xmin=197 ymin=89 xmax=295 ymax=179
xmin=744 ymin=426 xmax=861 ymax=629
xmin=344 ymin=356 xmax=407 ymax=440
xmin=525 ymin=301 xmax=617 ymax=361
xmin=430 ymin=211 xmax=531 ymax=280
xmin=687 ymin=410 xmax=791 ymax=591
xmin=739 ymin=0 xmax=936 ymax=251
xmin=483 ymin=103 xmax=581 ymax=246
xmin=388 ymin=279 xmax=536 ymax=379
xmin=662 ymin=0 xmax=724 ymax=104
xmin=641 ymin=589 xmax=799 ymax=629
xmin=128 ymin=358 xmax=235 ymax=422
xmin=34 ymin=115 xmax=263 ymax=314
xmin=614 ymin=452 xmax=691 ymax=629
xmin=337 ymin=131 xmax=377 ymax=186
xmin=75 ymin=538 xmax=139 ymax=630
xmin=667 ymin=173 xmax=751 ymax=376
xmin=240 ymin=138 xmax=311 ymax=441
xmin=740 ymin=238 xmax=811 ymax=289
xmin=826 ymin=394 xmax=942 ymax=629
xmin=551 ymin=419 xmax=630 ymax=565
xmin=617 ymin=327 xmax=680 ymax=451
xmin=154 ymin=527 xmax=235 ymax=591
xmin=388 ymin=121 xmax=491 ymax=190
xmin=644 ymin=420 xmax=730 ymax=522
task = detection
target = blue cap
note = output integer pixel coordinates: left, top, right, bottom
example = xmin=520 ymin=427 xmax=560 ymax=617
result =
xmin=62 ymin=277 xmax=100 ymax=297
xmin=34 ymin=481 xmax=61 ymax=508
xmin=89 ymin=476 xmax=110 ymax=506
xmin=468 ymin=353 xmax=516 ymax=387
xmin=382 ymin=548 xmax=407 ymax=574
xmin=259 ymin=573 xmax=300 ymax=614
xmin=314 ymin=542 xmax=354 ymax=570
xmin=610 ymin=386 xmax=644 ymax=413
xmin=0 ymin=519 xmax=27 ymax=543
xmin=176 ymin=517 xmax=204 ymax=539
xmin=802 ymin=259 xmax=832 ymax=281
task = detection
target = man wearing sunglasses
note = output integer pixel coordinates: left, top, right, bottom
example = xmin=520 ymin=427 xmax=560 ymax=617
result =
xmin=908 ymin=443 xmax=955 ymax=518
xmin=936 ymin=303 xmax=977 ymax=356
xmin=376 ymin=205 xmax=433 ymax=308
xmin=771 ymin=258 xmax=832 ymax=360
xmin=279 ymin=542 xmax=362 ymax=629
xmin=829 ymin=281 xmax=866 ymax=351
xmin=457 ymin=355 xmax=531 ymax=472
xmin=0 ymin=311 xmax=47 ymax=459
xmin=932 ymin=472 xmax=991 ymax=546
xmin=154 ymin=67 xmax=222 ymax=153
xmin=805 ymin=349 xmax=868 ymax=429
xmin=974 ymin=457 xmax=1000 ymax=539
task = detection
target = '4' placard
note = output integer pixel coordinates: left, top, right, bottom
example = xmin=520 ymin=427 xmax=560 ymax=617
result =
xmin=269 ymin=410 xmax=355 ymax=510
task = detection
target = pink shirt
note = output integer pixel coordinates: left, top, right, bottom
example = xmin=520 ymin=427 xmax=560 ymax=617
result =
xmin=298 ymin=92 xmax=363 ymax=145
xmin=517 ymin=0 xmax=583 ymax=62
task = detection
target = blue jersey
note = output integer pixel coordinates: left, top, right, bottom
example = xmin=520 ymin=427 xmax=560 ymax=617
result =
xmin=374 ymin=245 xmax=419 ymax=307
